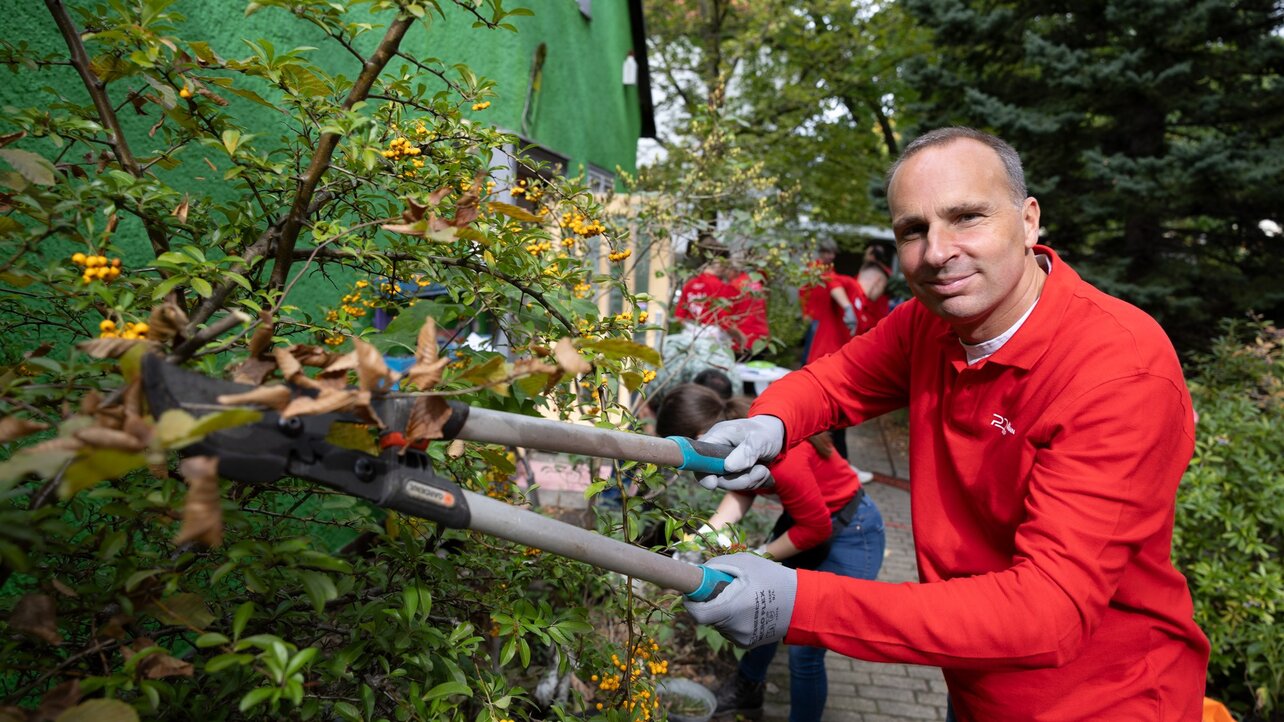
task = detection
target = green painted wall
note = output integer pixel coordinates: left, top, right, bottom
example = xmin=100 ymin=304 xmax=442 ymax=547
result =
xmin=0 ymin=1 xmax=645 ymax=180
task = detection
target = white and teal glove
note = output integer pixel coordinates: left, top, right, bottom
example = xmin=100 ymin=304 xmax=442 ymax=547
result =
xmin=683 ymin=552 xmax=797 ymax=648
xmin=695 ymin=415 xmax=784 ymax=491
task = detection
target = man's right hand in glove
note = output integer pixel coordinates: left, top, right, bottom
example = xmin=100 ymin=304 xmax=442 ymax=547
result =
xmin=683 ymin=552 xmax=797 ymax=648
xmin=695 ymin=415 xmax=785 ymax=491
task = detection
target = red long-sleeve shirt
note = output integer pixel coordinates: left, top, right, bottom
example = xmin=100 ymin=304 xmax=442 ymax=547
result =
xmin=752 ymin=246 xmax=1208 ymax=721
xmin=742 ymin=441 xmax=861 ymax=551
xmin=673 ymin=272 xmax=736 ymax=327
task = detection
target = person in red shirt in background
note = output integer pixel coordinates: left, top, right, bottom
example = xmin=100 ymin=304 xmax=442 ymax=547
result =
xmin=727 ymin=266 xmax=770 ymax=359
xmin=683 ymin=127 xmax=1209 ymax=721
xmin=673 ymin=242 xmax=739 ymax=336
xmin=657 ymin=385 xmax=883 ymax=722
xmin=802 ymin=243 xmax=894 ymax=465
xmin=798 ymin=238 xmax=840 ymax=364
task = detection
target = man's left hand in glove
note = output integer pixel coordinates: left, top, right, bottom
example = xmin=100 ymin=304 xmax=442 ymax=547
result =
xmin=683 ymin=552 xmax=797 ymax=648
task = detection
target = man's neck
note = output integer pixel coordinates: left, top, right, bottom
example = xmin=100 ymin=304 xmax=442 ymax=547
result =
xmin=956 ymin=253 xmax=1050 ymax=345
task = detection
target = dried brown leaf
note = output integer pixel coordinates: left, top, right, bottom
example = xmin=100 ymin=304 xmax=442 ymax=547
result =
xmin=403 ymin=395 xmax=452 ymax=448
xmin=26 ymin=436 xmax=85 ymax=454
xmin=247 ymin=310 xmax=273 ymax=358
xmin=10 ymin=593 xmax=62 ymax=645
xmin=147 ymin=300 xmax=188 ymax=344
xmin=513 ymin=358 xmax=560 ymax=377
xmin=0 ymin=704 xmax=27 ymax=722
xmin=291 ymin=345 xmax=338 ymax=367
xmin=446 ymin=439 xmax=466 ymax=458
xmin=73 ymin=427 xmax=147 ymax=452
xmin=231 ymin=356 xmax=276 ymax=385
xmin=280 ymin=388 xmax=359 ymax=418
xmin=273 ymin=347 xmax=302 ymax=380
xmin=354 ymin=338 xmax=396 ymax=394
xmin=450 ymin=171 xmax=485 ymax=227
xmin=380 ymin=221 xmax=426 ymax=237
xmin=349 ymin=389 xmax=384 ymax=428
xmin=175 ymin=456 xmax=222 ymax=547
xmin=401 ymin=197 xmax=428 ymax=222
xmin=125 ymin=637 xmax=194 ymax=679
xmin=416 ymin=317 xmax=439 ymax=365
xmin=0 ymin=416 xmax=48 ymax=443
xmin=76 ymin=338 xmax=151 ymax=359
xmin=170 ymin=194 xmax=189 ymax=224
xmin=49 ymin=579 xmax=77 ymax=598
xmin=79 ymin=390 xmax=102 ymax=415
xmin=194 ymin=86 xmax=228 ymax=106
xmin=121 ymin=413 xmax=153 ymax=448
xmin=553 ymin=337 xmax=591 ymax=376
xmin=217 ymin=385 xmax=291 ymax=410
xmin=322 ymin=350 xmax=358 ymax=375
xmin=405 ymin=358 xmax=449 ymax=392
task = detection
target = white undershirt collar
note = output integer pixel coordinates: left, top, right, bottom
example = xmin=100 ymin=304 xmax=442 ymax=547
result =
xmin=962 ymin=254 xmax=1052 ymax=365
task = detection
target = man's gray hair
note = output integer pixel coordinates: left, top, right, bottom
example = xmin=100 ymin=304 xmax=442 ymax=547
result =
xmin=886 ymin=127 xmax=1028 ymax=206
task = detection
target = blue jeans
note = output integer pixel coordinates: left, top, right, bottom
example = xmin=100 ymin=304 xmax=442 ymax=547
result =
xmin=738 ymin=494 xmax=885 ymax=722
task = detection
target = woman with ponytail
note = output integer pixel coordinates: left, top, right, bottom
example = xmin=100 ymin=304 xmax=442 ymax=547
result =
xmin=656 ymin=384 xmax=886 ymax=722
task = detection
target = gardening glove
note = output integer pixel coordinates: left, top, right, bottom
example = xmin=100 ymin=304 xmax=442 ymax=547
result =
xmin=842 ymin=305 xmax=858 ymax=335
xmin=683 ymin=552 xmax=796 ymax=649
xmin=695 ymin=415 xmax=784 ymax=491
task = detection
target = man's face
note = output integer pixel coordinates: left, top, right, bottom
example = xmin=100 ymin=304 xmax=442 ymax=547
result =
xmin=888 ymin=139 xmax=1041 ymax=342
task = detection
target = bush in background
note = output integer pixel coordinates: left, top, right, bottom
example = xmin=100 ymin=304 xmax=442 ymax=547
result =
xmin=1176 ymin=317 xmax=1284 ymax=721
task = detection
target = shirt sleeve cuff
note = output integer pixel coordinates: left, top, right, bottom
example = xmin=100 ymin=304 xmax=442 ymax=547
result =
xmin=783 ymin=569 xmax=823 ymax=647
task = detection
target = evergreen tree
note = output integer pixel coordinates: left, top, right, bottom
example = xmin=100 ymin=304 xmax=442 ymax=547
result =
xmin=903 ymin=0 xmax=1284 ymax=351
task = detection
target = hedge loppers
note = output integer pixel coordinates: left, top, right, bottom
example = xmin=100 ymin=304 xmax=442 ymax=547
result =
xmin=141 ymin=355 xmax=737 ymax=601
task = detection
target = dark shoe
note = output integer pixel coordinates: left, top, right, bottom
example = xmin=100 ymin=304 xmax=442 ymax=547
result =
xmin=712 ymin=672 xmax=764 ymax=720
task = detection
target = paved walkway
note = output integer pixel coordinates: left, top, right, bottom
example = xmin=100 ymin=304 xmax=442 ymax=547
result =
xmin=760 ymin=420 xmax=950 ymax=722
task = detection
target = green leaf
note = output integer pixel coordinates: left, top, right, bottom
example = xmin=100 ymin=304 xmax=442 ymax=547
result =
xmin=0 ymin=148 xmax=56 ymax=186
xmin=189 ymin=277 xmax=213 ymax=298
xmin=233 ymin=601 xmax=254 ymax=640
xmin=238 ymin=687 xmax=276 ymax=713
xmin=195 ymin=632 xmax=230 ymax=648
xmin=221 ymin=129 xmax=242 ymax=155
xmin=155 ymin=408 xmax=262 ymax=450
xmin=299 ymin=571 xmax=337 ymax=612
xmin=61 ymin=449 xmax=147 ymax=498
xmin=421 ymin=681 xmax=471 ymax=702
xmin=0 ymin=449 xmax=75 ymax=491
xmin=487 ymin=201 xmax=543 ymax=223
xmin=55 ymin=699 xmax=139 ymax=722
xmin=283 ymin=647 xmax=317 ymax=677
xmin=578 ymin=338 xmax=661 ymax=366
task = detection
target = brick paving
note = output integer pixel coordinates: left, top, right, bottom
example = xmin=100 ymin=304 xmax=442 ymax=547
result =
xmin=760 ymin=420 xmax=950 ymax=722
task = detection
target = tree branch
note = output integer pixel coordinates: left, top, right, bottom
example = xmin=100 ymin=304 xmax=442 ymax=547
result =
xmin=44 ymin=0 xmax=170 ymax=257
xmin=268 ymin=15 xmax=415 ymax=289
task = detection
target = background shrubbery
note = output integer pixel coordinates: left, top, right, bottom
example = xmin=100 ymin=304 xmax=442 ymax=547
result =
xmin=1176 ymin=318 xmax=1284 ymax=720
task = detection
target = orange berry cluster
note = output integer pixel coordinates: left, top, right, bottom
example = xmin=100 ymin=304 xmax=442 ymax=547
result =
xmin=589 ymin=642 xmax=668 ymax=718
xmin=572 ymin=282 xmax=591 ymax=299
xmin=640 ymin=369 xmax=657 ymax=384
xmin=510 ymin=178 xmax=545 ymax=202
xmin=524 ymin=240 xmax=553 ymax=254
xmin=178 ymin=86 xmax=193 ymax=99
xmin=560 ymin=212 xmax=605 ymax=237
xmin=72 ymin=253 xmax=122 ymax=284
xmin=99 ymin=319 xmax=148 ymax=340
xmin=471 ymin=100 xmax=491 ymax=111
xmin=607 ymin=248 xmax=632 ymax=263
xmin=381 ymin=137 xmax=422 ymax=160
xmin=637 ymin=310 xmax=649 ymax=323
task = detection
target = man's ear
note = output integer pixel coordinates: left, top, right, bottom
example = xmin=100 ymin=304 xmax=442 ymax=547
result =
xmin=1022 ymin=197 xmax=1041 ymax=249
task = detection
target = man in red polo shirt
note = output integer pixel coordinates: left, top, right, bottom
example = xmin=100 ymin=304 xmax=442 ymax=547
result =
xmin=684 ymin=127 xmax=1209 ymax=721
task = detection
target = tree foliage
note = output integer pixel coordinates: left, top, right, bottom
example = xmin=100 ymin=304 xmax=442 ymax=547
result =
xmin=901 ymin=0 xmax=1284 ymax=352
xmin=0 ymin=2 xmax=705 ymax=720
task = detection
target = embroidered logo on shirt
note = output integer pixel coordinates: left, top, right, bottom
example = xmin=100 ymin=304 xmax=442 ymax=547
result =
xmin=990 ymin=413 xmax=1015 ymax=436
